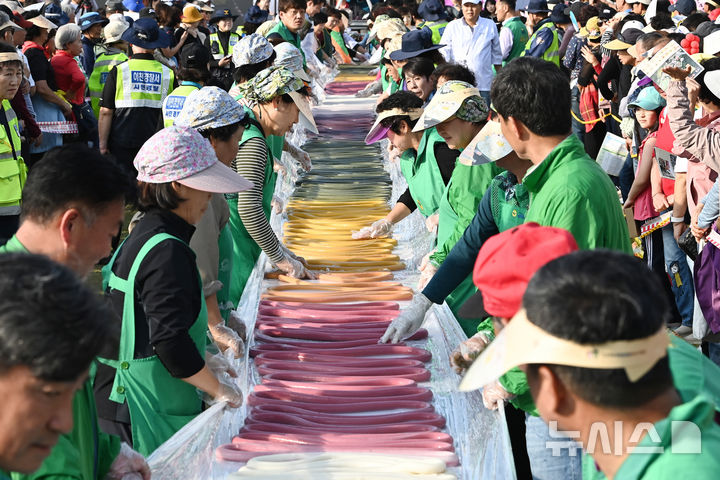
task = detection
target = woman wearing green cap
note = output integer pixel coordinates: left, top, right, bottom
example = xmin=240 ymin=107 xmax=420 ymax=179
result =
xmin=229 ymin=65 xmax=317 ymax=305
xmin=412 ymin=80 xmax=501 ymax=337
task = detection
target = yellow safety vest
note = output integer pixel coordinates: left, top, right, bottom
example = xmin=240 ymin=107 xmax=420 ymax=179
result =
xmin=88 ymin=51 xmax=128 ymax=117
xmin=0 ymin=100 xmax=26 ymax=215
xmin=114 ymin=59 xmax=174 ymax=109
xmin=209 ymin=31 xmax=240 ymax=61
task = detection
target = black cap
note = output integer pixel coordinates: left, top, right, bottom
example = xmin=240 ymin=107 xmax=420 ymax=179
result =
xmin=139 ymin=7 xmax=156 ymax=18
xmin=599 ymin=6 xmax=617 ymax=19
xmin=180 ymin=42 xmax=211 ymax=69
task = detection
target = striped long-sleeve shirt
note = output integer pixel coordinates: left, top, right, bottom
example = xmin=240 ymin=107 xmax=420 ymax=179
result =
xmin=232 ymin=137 xmax=285 ymax=264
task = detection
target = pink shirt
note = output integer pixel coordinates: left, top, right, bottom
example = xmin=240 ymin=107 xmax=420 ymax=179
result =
xmin=634 ymin=132 xmax=657 ymax=221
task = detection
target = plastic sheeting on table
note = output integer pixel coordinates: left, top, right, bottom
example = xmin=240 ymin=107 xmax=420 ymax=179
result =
xmin=147 ymin=78 xmax=516 ymax=480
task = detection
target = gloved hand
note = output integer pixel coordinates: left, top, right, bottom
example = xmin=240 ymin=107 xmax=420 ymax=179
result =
xmin=227 ymin=310 xmax=247 ymax=341
xmin=271 ymin=195 xmax=285 ymax=214
xmin=209 ymin=323 xmax=245 ymax=358
xmin=380 ymin=293 xmax=432 ymax=343
xmin=287 ymin=144 xmax=312 ymax=171
xmin=205 ymin=376 xmax=243 ymax=408
xmin=418 ymin=262 xmax=437 ymax=291
xmin=419 ymin=250 xmax=435 ymax=271
xmin=106 ymin=443 xmax=150 ymax=480
xmin=205 ymin=351 xmax=238 ymax=378
xmin=272 ymin=159 xmax=287 ymax=177
xmin=425 ymin=212 xmax=439 ymax=234
xmin=450 ymin=332 xmax=491 ymax=374
xmin=276 ymin=254 xmax=316 ymax=279
xmin=280 ymin=243 xmax=309 ymax=268
xmin=351 ymin=218 xmax=393 ymax=239
xmin=481 ymin=380 xmax=514 ymax=410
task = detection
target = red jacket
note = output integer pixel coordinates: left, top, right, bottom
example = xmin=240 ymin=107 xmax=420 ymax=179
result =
xmin=49 ymin=50 xmax=85 ymax=106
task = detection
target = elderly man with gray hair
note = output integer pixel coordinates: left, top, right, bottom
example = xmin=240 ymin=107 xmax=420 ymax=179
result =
xmin=50 ymin=22 xmax=98 ymax=147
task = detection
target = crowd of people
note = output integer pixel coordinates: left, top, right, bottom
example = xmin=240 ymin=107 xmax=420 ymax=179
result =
xmin=0 ymin=0 xmax=720 ymax=478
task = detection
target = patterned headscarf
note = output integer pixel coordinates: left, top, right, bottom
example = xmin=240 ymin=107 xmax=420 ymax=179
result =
xmin=456 ymin=96 xmax=488 ymax=123
xmin=235 ymin=66 xmax=304 ymax=106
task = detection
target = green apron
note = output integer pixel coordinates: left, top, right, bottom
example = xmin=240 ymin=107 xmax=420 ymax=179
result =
xmin=226 ymin=109 xmax=278 ymax=306
xmin=436 ymin=162 xmax=500 ymax=337
xmin=398 ymin=127 xmax=447 ymax=218
xmin=100 ymin=233 xmax=207 ymax=457
xmin=216 ymin=223 xmax=234 ymax=320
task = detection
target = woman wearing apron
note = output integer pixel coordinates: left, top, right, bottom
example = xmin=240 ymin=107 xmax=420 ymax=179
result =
xmin=95 ymin=126 xmax=250 ymax=456
xmin=175 ymin=86 xmax=250 ymax=356
xmin=413 ymin=81 xmax=501 ymax=337
xmin=227 ymin=66 xmax=316 ymax=305
xmin=354 ymin=90 xmax=457 ymax=239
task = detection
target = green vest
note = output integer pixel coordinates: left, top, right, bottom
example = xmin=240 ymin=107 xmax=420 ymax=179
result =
xmin=162 ymin=82 xmax=201 ymax=127
xmin=316 ymin=28 xmax=334 ymax=58
xmin=503 ymin=17 xmax=529 ymax=65
xmin=265 ymin=21 xmax=306 ymax=66
xmin=226 ymin=108 xmax=278 ymax=306
xmin=398 ymin=127 xmax=447 ymax=217
xmin=99 ymin=233 xmax=207 ymax=456
xmin=114 ymin=58 xmax=174 ymax=109
xmin=522 ymin=20 xmax=559 ymax=66
xmin=329 ymin=29 xmax=350 ymax=57
xmin=1 ymin=236 xmax=122 ymax=480
xmin=209 ymin=31 xmax=240 ymax=60
xmin=88 ymin=51 xmax=128 ymax=118
xmin=0 ymin=100 xmax=26 ymax=217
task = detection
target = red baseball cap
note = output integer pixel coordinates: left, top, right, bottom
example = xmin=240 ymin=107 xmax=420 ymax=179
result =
xmin=458 ymin=223 xmax=579 ymax=319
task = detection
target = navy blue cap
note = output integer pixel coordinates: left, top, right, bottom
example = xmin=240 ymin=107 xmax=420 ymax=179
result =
xmin=244 ymin=5 xmax=268 ymax=24
xmin=669 ymin=0 xmax=696 ymax=15
xmin=120 ymin=17 xmax=170 ymax=49
xmin=78 ymin=12 xmax=108 ymax=31
xmin=526 ymin=0 xmax=550 ymax=13
xmin=388 ymin=27 xmax=444 ymax=61
xmin=418 ymin=0 xmax=448 ymax=22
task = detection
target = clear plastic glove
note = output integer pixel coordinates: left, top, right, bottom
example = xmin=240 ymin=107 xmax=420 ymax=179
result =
xmin=450 ymin=332 xmax=491 ymax=374
xmin=380 ymin=293 xmax=432 ymax=343
xmin=209 ymin=323 xmax=245 ymax=358
xmin=271 ymin=195 xmax=285 ymax=214
xmin=419 ymin=250 xmax=435 ymax=271
xmin=425 ymin=212 xmax=439 ymax=234
xmin=227 ymin=310 xmax=247 ymax=341
xmin=481 ymin=380 xmax=514 ymax=410
xmin=205 ymin=376 xmax=243 ymax=408
xmin=418 ymin=262 xmax=437 ymax=291
xmin=106 ymin=442 xmax=150 ymax=480
xmin=276 ymin=254 xmax=316 ymax=279
xmin=279 ymin=243 xmax=309 ymax=268
xmin=205 ymin=351 xmax=238 ymax=378
xmin=289 ymin=145 xmax=312 ymax=171
xmin=352 ymin=218 xmax=393 ymax=239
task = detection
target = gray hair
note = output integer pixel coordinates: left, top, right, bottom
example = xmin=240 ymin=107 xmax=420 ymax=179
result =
xmin=55 ymin=23 xmax=82 ymax=50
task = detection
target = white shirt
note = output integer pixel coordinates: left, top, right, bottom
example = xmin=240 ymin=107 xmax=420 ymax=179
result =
xmin=439 ymin=16 xmax=502 ymax=91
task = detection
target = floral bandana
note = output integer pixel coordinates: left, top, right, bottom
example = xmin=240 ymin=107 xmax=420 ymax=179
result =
xmin=232 ymin=33 xmax=274 ymax=67
xmin=412 ymin=80 xmax=488 ymax=132
xmin=174 ymin=86 xmax=246 ymax=131
xmin=235 ymin=65 xmax=304 ymax=107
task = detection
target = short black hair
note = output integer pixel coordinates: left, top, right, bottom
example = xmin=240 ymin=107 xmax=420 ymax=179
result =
xmin=177 ymin=66 xmax=210 ymax=84
xmin=21 ymin=144 xmax=133 ymax=224
xmin=278 ymin=0 xmax=305 ymax=12
xmin=497 ymin=0 xmax=516 ymax=9
xmin=311 ymin=11 xmax=328 ymax=24
xmin=403 ymin=56 xmax=435 ymax=80
xmin=636 ymin=31 xmax=669 ymax=53
xmin=697 ymin=57 xmax=720 ymax=107
xmin=682 ymin=12 xmax=709 ymax=31
xmin=233 ymin=50 xmax=276 ymax=84
xmin=524 ymin=250 xmax=673 ymax=408
xmin=198 ymin=120 xmax=244 ymax=142
xmin=377 ymin=90 xmax=423 ymax=133
xmin=0 ymin=253 xmax=116 ymax=382
xmin=491 ymin=57 xmax=571 ymax=136
xmin=325 ymin=7 xmax=342 ymax=19
xmin=431 ymin=62 xmax=476 ymax=87
xmin=578 ymin=4 xmax=599 ymax=25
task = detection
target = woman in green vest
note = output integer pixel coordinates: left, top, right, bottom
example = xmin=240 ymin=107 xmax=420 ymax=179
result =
xmin=161 ymin=43 xmax=211 ymax=127
xmin=175 ymin=87 xmax=249 ymax=356
xmin=412 ymin=81 xmax=502 ymax=337
xmin=227 ymin=66 xmax=316 ymax=305
xmin=96 ymin=126 xmax=248 ymax=456
xmin=354 ymin=91 xmax=457 ymax=239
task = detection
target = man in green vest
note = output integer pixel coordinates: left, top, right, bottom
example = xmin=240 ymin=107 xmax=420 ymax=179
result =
xmin=208 ymin=9 xmax=239 ymax=90
xmin=162 ymin=43 xmax=210 ymax=127
xmin=0 ymin=253 xmax=119 ymax=480
xmin=496 ymin=0 xmax=528 ymax=65
xmin=98 ymin=17 xmax=175 ymax=172
xmin=265 ymin=0 xmax=307 ymax=66
xmin=0 ymin=145 xmax=151 ymax=480
xmin=417 ymin=0 xmax=449 ymax=45
xmin=88 ymin=21 xmax=129 ymax=118
xmin=521 ymin=0 xmax=559 ymax=66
